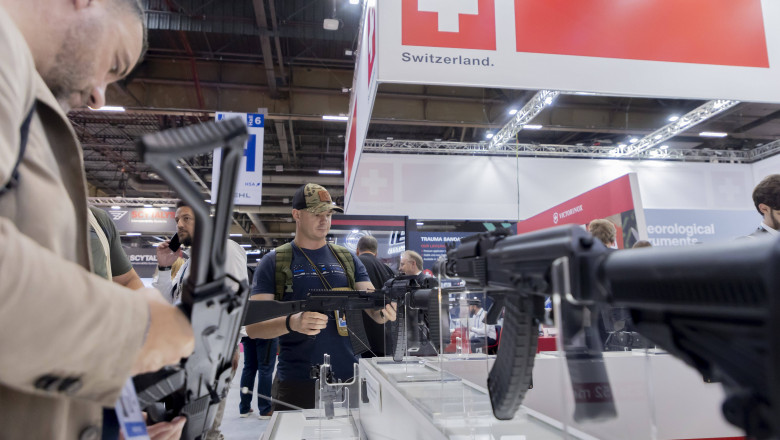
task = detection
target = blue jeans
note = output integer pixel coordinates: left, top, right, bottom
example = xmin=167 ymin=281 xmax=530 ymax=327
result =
xmin=239 ymin=337 xmax=278 ymax=415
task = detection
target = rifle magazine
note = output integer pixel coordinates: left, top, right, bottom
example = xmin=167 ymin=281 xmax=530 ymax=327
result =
xmin=488 ymin=294 xmax=538 ymax=420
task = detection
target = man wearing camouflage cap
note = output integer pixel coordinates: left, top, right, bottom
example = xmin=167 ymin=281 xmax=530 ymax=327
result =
xmin=246 ymin=183 xmax=396 ymax=410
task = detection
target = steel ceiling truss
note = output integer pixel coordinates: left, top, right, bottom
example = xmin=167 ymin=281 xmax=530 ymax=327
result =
xmin=363 ymin=139 xmax=780 ymax=163
xmin=489 ymin=90 xmax=559 ymax=150
xmin=622 ymin=99 xmax=740 ymax=157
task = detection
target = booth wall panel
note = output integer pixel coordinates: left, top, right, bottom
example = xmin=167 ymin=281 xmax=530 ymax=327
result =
xmin=349 ymin=153 xmax=764 ymax=220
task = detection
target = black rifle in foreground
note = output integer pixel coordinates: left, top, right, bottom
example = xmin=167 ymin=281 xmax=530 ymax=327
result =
xmin=132 ymin=117 xmax=250 ymax=440
xmin=244 ymin=275 xmax=452 ymax=361
xmin=446 ymin=225 xmax=780 ymax=439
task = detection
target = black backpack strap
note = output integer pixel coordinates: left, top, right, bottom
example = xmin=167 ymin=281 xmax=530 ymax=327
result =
xmin=1 ymin=105 xmax=35 ymax=196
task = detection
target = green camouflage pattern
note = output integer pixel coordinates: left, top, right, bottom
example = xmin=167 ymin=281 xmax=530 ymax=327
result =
xmin=301 ymin=183 xmax=343 ymax=213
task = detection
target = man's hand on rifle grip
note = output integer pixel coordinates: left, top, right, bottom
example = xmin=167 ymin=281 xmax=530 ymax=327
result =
xmin=291 ymin=311 xmax=329 ymax=335
xmin=367 ymin=302 xmax=397 ymax=324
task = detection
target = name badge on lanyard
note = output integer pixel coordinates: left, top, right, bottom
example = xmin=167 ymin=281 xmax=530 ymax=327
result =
xmin=335 ymin=310 xmax=349 ymax=337
xmin=115 ymin=378 xmax=150 ymax=439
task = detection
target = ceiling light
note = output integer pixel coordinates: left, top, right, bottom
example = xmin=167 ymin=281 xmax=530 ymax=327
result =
xmin=654 ymin=135 xmax=663 ymax=140
xmin=318 ymin=169 xmax=342 ymax=175
xmin=508 ymin=109 xmax=518 ymax=115
xmin=486 ymin=132 xmax=494 ymax=139
xmin=323 ymin=18 xmax=340 ymax=31
xmin=230 ymin=233 xmax=243 ymax=237
xmin=240 ymin=244 xmax=252 ymax=248
xmin=344 ymin=49 xmax=353 ymax=56
xmin=126 ymin=232 xmax=142 ymax=236
xmin=322 ymin=115 xmax=349 ymax=121
xmin=352 ymin=230 xmax=360 ymax=233
xmin=618 ymin=144 xmax=626 ymax=148
xmin=416 ymin=222 xmax=424 ymax=226
xmin=143 ymin=204 xmax=153 ymax=208
xmin=349 ymin=0 xmax=359 ymax=4
xmin=91 ymin=106 xmax=125 ymax=112
xmin=574 ymin=92 xmax=599 ymax=96
xmin=668 ymin=115 xmax=680 ymax=122
xmin=544 ymin=96 xmax=554 ymax=105
xmin=111 ymin=205 xmax=121 ymax=210
xmin=660 ymin=145 xmax=669 ymax=150
xmin=629 ymin=138 xmax=639 ymax=144
xmin=699 ymin=131 xmax=728 ymax=138
xmin=161 ymin=206 xmax=169 ymax=211
xmin=341 ymin=88 xmax=351 ymax=93
xmin=523 ymin=124 xmax=543 ymax=130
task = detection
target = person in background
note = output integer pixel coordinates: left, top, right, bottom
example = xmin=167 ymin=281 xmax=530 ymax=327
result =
xmin=588 ymin=219 xmax=618 ymax=248
xmin=748 ymin=174 xmax=780 ymax=237
xmin=153 ymin=200 xmax=247 ymax=305
xmin=88 ymin=205 xmax=186 ymax=439
xmin=467 ymin=299 xmax=497 ymax=352
xmin=356 ymin=235 xmax=396 ymax=357
xmin=238 ymin=333 xmax=278 ymax=420
xmin=153 ymin=199 xmax=247 ymax=439
xmin=399 ymin=250 xmax=427 ymax=282
xmin=88 ymin=206 xmax=144 ymax=289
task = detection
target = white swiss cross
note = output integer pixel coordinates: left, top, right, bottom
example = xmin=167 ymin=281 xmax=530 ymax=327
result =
xmin=417 ymin=0 xmax=479 ymax=33
xmin=361 ymin=168 xmax=388 ymax=196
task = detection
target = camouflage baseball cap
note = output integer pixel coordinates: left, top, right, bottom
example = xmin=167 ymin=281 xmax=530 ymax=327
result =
xmin=292 ymin=183 xmax=343 ymax=214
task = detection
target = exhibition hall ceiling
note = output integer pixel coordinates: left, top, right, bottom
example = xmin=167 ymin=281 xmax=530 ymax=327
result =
xmin=73 ymin=0 xmax=780 ymax=244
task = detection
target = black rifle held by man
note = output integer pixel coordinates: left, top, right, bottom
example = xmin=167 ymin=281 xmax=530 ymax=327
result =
xmin=244 ymin=275 xmax=453 ymax=361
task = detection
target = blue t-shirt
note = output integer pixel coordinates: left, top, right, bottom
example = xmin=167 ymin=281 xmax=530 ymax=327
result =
xmin=252 ymin=243 xmax=370 ymax=381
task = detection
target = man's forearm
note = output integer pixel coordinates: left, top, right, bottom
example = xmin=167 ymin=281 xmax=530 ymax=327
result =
xmin=114 ymin=268 xmax=145 ymax=290
xmin=246 ymin=316 xmax=288 ymax=339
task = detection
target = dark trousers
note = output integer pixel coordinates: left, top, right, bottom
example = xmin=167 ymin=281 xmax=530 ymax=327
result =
xmin=239 ymin=337 xmax=278 ymax=415
xmin=271 ymin=377 xmax=317 ymax=411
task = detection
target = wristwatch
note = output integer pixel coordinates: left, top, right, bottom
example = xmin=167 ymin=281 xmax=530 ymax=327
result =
xmin=158 ymin=265 xmax=172 ymax=271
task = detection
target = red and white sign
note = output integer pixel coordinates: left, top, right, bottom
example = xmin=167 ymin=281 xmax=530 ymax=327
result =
xmin=517 ymin=174 xmax=647 ymax=249
xmin=375 ymin=0 xmax=780 ymax=102
xmin=402 ymin=0 xmax=496 ymax=50
xmin=344 ymin=2 xmax=380 ymax=212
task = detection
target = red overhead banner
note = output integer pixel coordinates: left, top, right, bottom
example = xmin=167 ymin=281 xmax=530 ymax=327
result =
xmin=517 ymin=174 xmax=647 ymax=249
xmin=513 ymin=0 xmax=768 ymax=68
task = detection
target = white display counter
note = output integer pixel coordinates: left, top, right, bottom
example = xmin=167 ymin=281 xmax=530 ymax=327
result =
xmin=261 ymin=352 xmax=744 ymax=440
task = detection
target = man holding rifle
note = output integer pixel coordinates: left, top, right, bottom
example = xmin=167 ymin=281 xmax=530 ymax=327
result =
xmin=246 ymin=183 xmax=396 ymax=410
